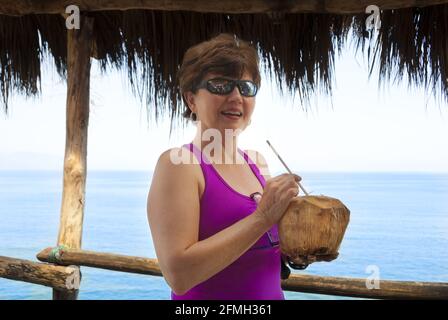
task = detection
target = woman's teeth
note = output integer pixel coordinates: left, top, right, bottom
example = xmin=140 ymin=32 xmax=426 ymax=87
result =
xmin=221 ymin=111 xmax=242 ymax=117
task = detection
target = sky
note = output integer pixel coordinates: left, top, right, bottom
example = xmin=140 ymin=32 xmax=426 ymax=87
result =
xmin=1 ymin=43 xmax=448 ymax=174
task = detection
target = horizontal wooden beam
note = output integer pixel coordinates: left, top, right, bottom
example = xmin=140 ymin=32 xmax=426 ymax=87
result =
xmin=37 ymin=247 xmax=161 ymax=276
xmin=1 ymin=0 xmax=448 ymax=16
xmin=37 ymin=247 xmax=448 ymax=299
xmin=282 ymin=274 xmax=448 ymax=300
xmin=0 ymin=255 xmax=80 ymax=291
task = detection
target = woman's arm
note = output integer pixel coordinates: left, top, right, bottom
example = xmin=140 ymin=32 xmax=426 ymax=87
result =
xmin=147 ymin=149 xmax=272 ymax=295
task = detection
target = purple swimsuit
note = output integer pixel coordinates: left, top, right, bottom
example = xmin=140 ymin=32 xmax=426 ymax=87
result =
xmin=171 ymin=143 xmax=284 ymax=300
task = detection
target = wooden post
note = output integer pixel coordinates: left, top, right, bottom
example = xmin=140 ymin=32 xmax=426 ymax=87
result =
xmin=53 ymin=14 xmax=94 ymax=300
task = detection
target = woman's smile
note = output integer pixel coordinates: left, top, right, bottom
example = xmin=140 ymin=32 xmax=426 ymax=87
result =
xmin=220 ymin=112 xmax=243 ymax=121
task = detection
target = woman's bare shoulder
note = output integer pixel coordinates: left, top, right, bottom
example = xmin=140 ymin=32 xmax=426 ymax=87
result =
xmin=155 ymin=147 xmax=196 ymax=175
xmin=153 ymin=147 xmax=204 ymax=193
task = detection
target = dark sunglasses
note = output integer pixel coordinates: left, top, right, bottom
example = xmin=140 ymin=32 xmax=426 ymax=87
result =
xmin=196 ymin=77 xmax=258 ymax=97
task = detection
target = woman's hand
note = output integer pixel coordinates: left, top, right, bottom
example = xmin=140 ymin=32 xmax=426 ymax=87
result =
xmin=253 ymin=173 xmax=301 ymax=227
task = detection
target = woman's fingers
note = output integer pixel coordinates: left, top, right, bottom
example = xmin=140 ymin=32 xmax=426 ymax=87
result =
xmin=278 ymin=175 xmax=300 ymax=192
xmin=262 ymin=174 xmax=300 ymax=202
xmin=255 ymin=173 xmax=302 ymax=225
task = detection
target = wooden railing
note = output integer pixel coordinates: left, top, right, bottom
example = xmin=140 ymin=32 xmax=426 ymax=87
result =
xmin=1 ymin=247 xmax=447 ymax=299
xmin=0 ymin=255 xmax=80 ymax=292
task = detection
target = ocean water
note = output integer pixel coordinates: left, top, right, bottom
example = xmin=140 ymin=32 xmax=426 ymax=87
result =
xmin=0 ymin=170 xmax=447 ymax=300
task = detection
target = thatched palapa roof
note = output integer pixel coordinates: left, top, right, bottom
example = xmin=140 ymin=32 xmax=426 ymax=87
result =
xmin=1 ymin=0 xmax=448 ymax=133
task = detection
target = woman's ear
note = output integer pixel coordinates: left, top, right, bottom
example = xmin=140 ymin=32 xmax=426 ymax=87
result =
xmin=183 ymin=92 xmax=196 ymax=112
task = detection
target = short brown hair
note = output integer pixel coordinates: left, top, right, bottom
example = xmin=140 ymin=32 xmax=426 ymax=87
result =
xmin=177 ymin=33 xmax=261 ymax=120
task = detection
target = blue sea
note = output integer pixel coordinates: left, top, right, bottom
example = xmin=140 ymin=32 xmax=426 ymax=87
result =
xmin=1 ymin=171 xmax=447 ymax=300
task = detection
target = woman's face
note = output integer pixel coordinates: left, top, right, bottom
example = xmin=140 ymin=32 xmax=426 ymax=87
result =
xmin=185 ymin=70 xmax=256 ymax=134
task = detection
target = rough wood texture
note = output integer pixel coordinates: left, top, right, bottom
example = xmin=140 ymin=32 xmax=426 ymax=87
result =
xmin=1 ymin=0 xmax=448 ymax=15
xmin=53 ymin=14 xmax=94 ymax=300
xmin=37 ymin=247 xmax=448 ymax=299
xmin=37 ymin=247 xmax=162 ymax=276
xmin=282 ymin=274 xmax=448 ymax=300
xmin=57 ymin=15 xmax=93 ymax=250
xmin=0 ymin=256 xmax=80 ymax=291
xmin=279 ymin=195 xmax=350 ymax=269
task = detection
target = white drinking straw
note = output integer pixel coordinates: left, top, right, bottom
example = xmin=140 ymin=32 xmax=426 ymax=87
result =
xmin=266 ymin=140 xmax=309 ymax=196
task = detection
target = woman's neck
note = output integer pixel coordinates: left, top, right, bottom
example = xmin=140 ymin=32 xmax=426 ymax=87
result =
xmin=192 ymin=131 xmax=244 ymax=165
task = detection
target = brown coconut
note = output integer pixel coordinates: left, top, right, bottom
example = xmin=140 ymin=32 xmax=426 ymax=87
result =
xmin=278 ymin=195 xmax=350 ymax=269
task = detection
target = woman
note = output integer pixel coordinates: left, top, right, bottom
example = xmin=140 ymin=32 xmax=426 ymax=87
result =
xmin=147 ymin=33 xmax=301 ymax=300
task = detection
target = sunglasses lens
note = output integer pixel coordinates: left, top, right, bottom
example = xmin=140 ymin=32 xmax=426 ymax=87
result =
xmin=207 ymin=79 xmax=234 ymax=95
xmin=238 ymin=81 xmax=258 ymax=97
xmin=205 ymin=78 xmax=258 ymax=96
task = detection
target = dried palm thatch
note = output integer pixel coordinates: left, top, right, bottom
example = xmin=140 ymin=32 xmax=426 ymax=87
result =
xmin=0 ymin=4 xmax=447 ymax=134
xmin=351 ymin=5 xmax=448 ymax=103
